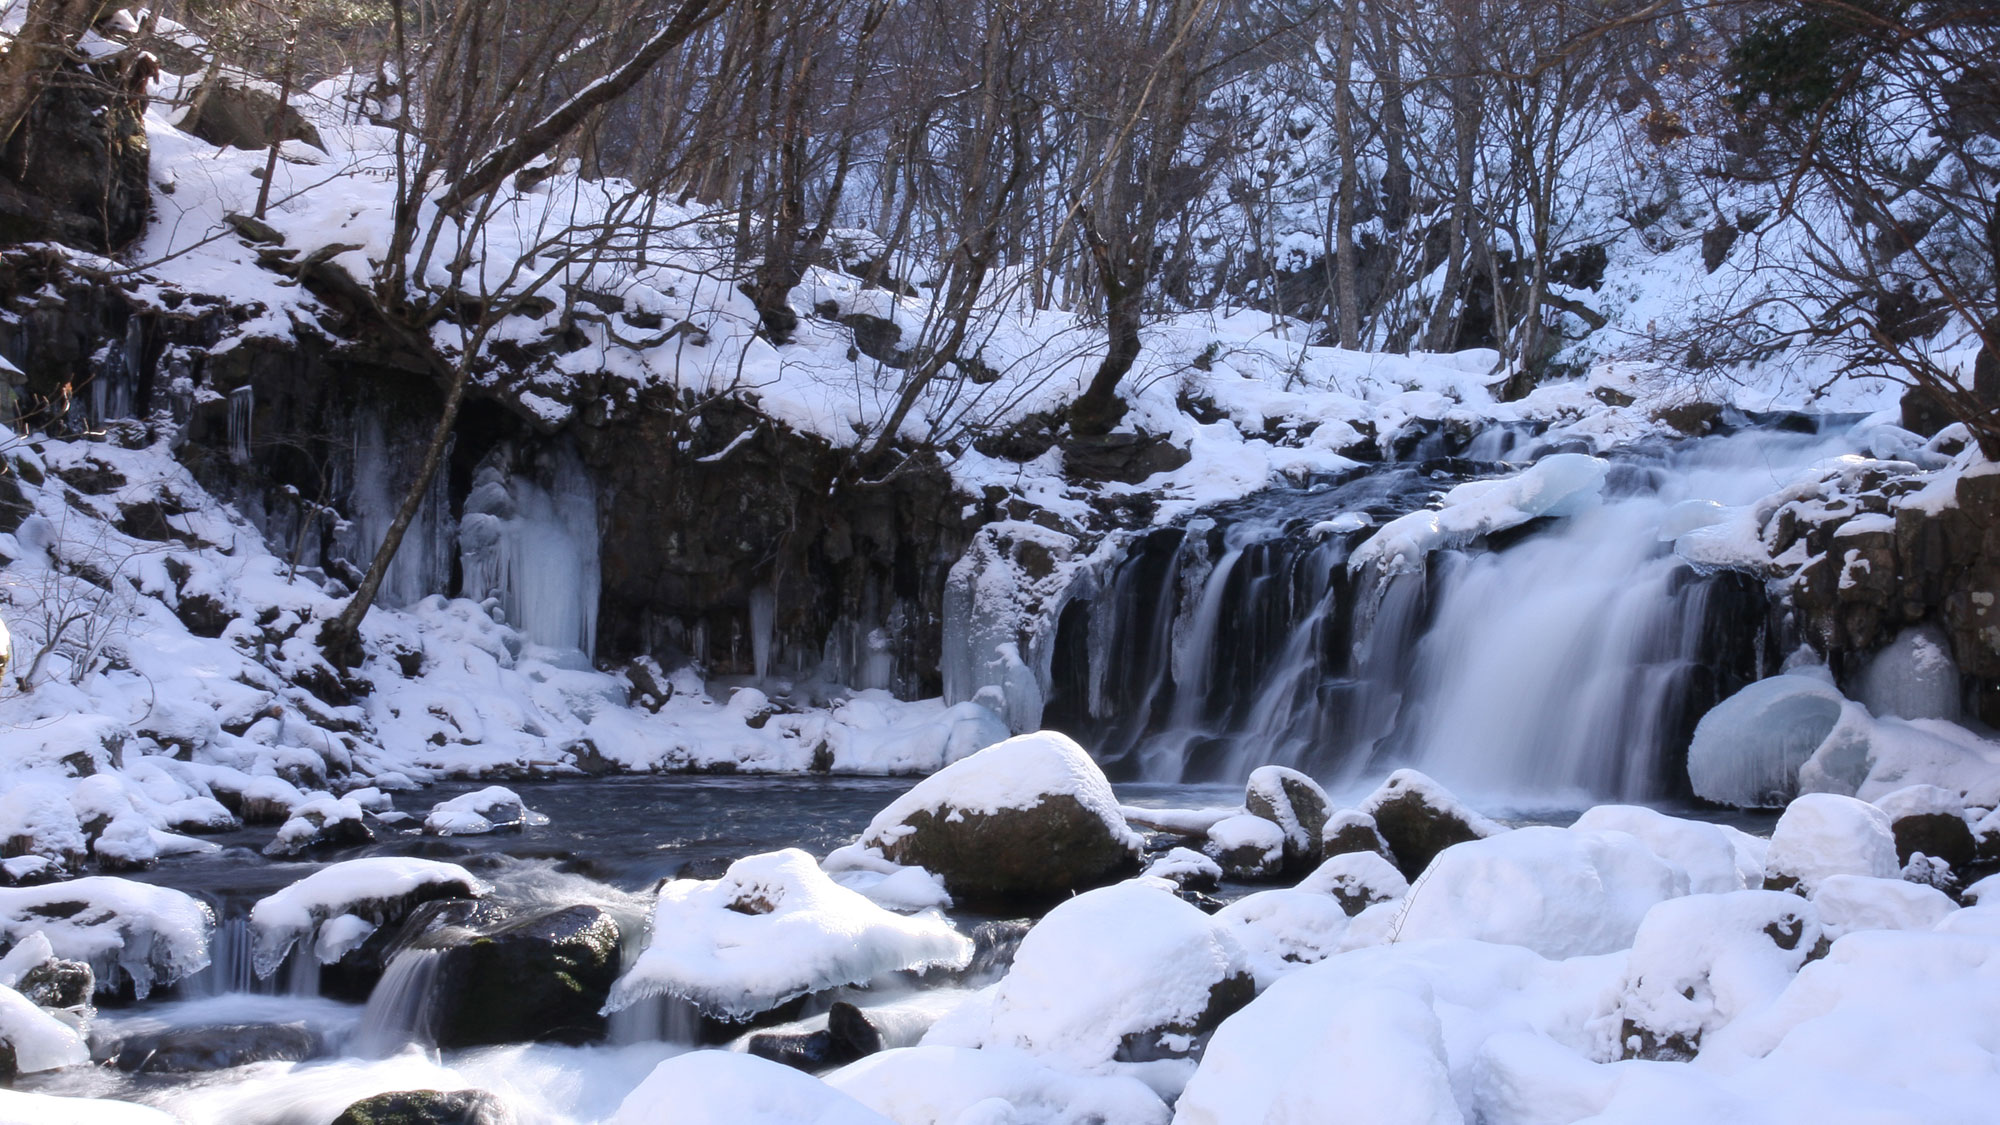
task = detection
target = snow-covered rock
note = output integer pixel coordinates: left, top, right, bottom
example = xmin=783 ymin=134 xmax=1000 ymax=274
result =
xmin=1243 ymin=765 xmax=1329 ymax=869
xmin=261 ymin=794 xmax=372 ymax=857
xmin=0 ymin=878 xmax=211 ymax=998
xmin=828 ymin=1045 xmax=1170 ymax=1125
xmin=1143 ymin=847 xmax=1223 ymax=892
xmin=857 ymin=732 xmax=1143 ymax=902
xmin=1348 ymin=452 xmax=1608 ymax=577
xmin=1215 ymin=889 xmax=1351 ymax=988
xmin=610 ymin=1049 xmax=892 ymax=1125
xmin=248 ymin=857 xmax=487 ymax=977
xmin=1570 ymin=804 xmax=1760 ymax=894
xmin=604 ymin=849 xmax=971 ymax=1021
xmin=1809 ymin=874 xmax=1957 ymax=938
xmin=1873 ymin=784 xmax=1977 ymax=868
xmin=821 ymin=845 xmax=955 ymax=913
xmin=1686 ymin=674 xmax=1845 ymax=807
xmin=1357 ymin=770 xmax=1503 ymax=878
xmin=976 ymin=880 xmax=1251 ymax=1067
xmin=1295 ymin=849 xmax=1409 ymax=916
xmin=1393 ymin=827 xmax=1687 ymax=958
xmin=1762 ymin=793 xmax=1900 ymax=893
xmin=421 ymin=785 xmax=546 ymax=836
xmin=1318 ymin=808 xmax=1393 ymax=861
xmin=1616 ymin=890 xmax=1822 ymax=1060
xmin=0 ymin=982 xmax=88 ymax=1074
xmin=1203 ymin=814 xmax=1286 ymax=881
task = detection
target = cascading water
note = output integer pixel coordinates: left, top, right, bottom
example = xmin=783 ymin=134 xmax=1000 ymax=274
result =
xmin=1048 ymin=424 xmax=1861 ymax=803
xmin=459 ymin=443 xmax=602 ymax=657
xmin=350 ymin=948 xmax=445 ymax=1057
xmin=342 ymin=408 xmax=456 ymax=609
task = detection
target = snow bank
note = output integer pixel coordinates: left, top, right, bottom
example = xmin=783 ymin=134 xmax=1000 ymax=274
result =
xmin=1762 ymin=793 xmax=1899 ymax=892
xmin=1617 ymin=890 xmax=1822 ymax=1058
xmin=1570 ymin=804 xmax=1761 ymax=894
xmin=1810 ymin=874 xmax=1957 ymax=938
xmin=248 ymin=857 xmax=487 ymax=977
xmin=610 ymin=1050 xmax=891 ymax=1125
xmin=1393 ymin=827 xmax=1687 ymax=957
xmin=1348 ymin=453 xmax=1608 ymax=577
xmin=604 ymin=849 xmax=970 ymax=1020
xmin=1215 ymin=890 xmax=1351 ymax=987
xmin=828 ymin=1045 xmax=1170 ymax=1125
xmin=0 ymin=878 xmax=212 ymax=998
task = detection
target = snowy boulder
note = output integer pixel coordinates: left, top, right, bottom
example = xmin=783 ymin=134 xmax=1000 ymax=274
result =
xmin=1872 ymin=785 xmax=1976 ymax=868
xmin=1244 ymin=765 xmax=1330 ymax=869
xmin=0 ymin=782 xmax=88 ymax=869
xmin=1144 ymin=847 xmax=1223 ymax=893
xmin=1358 ymin=770 xmax=1504 ymax=879
xmin=1204 ymin=814 xmax=1286 ymax=881
xmin=1394 ymin=827 xmax=1688 ymax=958
xmin=1687 ymin=673 xmax=1846 ymax=807
xmin=857 ymin=732 xmax=1143 ymax=904
xmin=1216 ymin=889 xmax=1351 ymax=988
xmin=0 ymin=878 xmax=212 ymax=999
xmin=1763 ymin=793 xmax=1899 ymax=893
xmin=604 ymin=849 xmax=971 ymax=1023
xmin=828 ymin=1044 xmax=1170 ymax=1125
xmin=0 ymin=933 xmax=92 ymax=1012
xmin=262 ymin=795 xmax=373 ymax=857
xmin=1296 ymin=850 xmax=1410 ymax=916
xmin=248 ymin=857 xmax=487 ymax=980
xmin=422 ymin=786 xmax=546 ymax=836
xmin=1617 ymin=890 xmax=1823 ymax=1061
xmin=1570 ymin=804 xmax=1760 ymax=894
xmin=415 ymin=903 xmax=622 ymax=1048
xmin=0 ymin=983 xmax=88 ymax=1077
xmin=1810 ymin=874 xmax=1957 ymax=939
xmin=1347 ymin=452 xmax=1608 ymax=577
xmin=983 ymin=880 xmax=1252 ymax=1066
xmin=1319 ymin=808 xmax=1394 ymax=862
xmin=611 ymin=1049 xmax=891 ymax=1125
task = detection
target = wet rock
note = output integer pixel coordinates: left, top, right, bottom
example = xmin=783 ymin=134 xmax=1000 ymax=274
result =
xmin=421 ymin=904 xmax=622 ymax=1048
xmin=1359 ymin=770 xmax=1504 ymax=879
xmin=1244 ymin=765 xmax=1330 ymax=871
xmin=746 ymin=1026 xmax=853 ymax=1072
xmin=16 ymin=958 xmax=93 ymax=1010
xmin=110 ymin=1022 xmax=321 ymax=1073
xmin=331 ymin=1089 xmax=513 ymax=1125
xmin=1060 ymin=431 xmax=1191 ymax=484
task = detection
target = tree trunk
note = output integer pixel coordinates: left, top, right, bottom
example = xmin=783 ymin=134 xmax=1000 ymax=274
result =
xmin=1423 ymin=75 xmax=1478 ymax=352
xmin=1331 ymin=2 xmax=1361 ymax=350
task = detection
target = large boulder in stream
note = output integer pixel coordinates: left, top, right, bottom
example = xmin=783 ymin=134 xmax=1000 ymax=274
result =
xmin=331 ymin=1089 xmax=513 ymax=1125
xmin=857 ymin=731 xmax=1144 ymax=905
xmin=1244 ymin=765 xmax=1331 ymax=870
xmin=248 ymin=858 xmax=488 ymax=998
xmin=419 ymin=903 xmax=623 ymax=1048
xmin=1359 ymin=770 xmax=1505 ymax=879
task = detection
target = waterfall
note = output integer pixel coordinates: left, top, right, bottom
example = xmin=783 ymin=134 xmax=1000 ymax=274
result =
xmin=749 ymin=586 xmax=777 ymax=680
xmin=343 ymin=409 xmax=455 ymax=609
xmin=1048 ymin=425 xmax=1859 ymax=802
xmin=458 ymin=444 xmax=601 ymax=657
xmin=227 ymin=385 xmax=254 ymax=465
xmin=351 ymin=948 xmax=445 ymax=1057
xmin=182 ymin=914 xmax=324 ymax=999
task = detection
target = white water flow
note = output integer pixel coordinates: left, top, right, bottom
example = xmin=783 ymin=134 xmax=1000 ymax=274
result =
xmin=346 ymin=408 xmax=455 ymax=608
xmin=351 ymin=948 xmax=445 ymax=1058
xmin=459 ymin=445 xmax=602 ymax=657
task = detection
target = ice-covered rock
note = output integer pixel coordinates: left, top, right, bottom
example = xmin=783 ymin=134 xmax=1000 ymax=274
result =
xmin=0 ymin=878 xmax=211 ymax=999
xmin=604 ymin=849 xmax=971 ymax=1022
xmin=1617 ymin=890 xmax=1822 ymax=1060
xmin=612 ymin=1049 xmax=892 ymax=1125
xmin=1295 ymin=850 xmax=1409 ymax=916
xmin=1203 ymin=814 xmax=1286 ymax=881
xmin=421 ymin=786 xmax=546 ymax=836
xmin=1763 ymin=793 xmax=1899 ymax=893
xmin=1243 ymin=765 xmax=1329 ymax=869
xmin=1810 ymin=874 xmax=1957 ymax=938
xmin=979 ymin=880 xmax=1251 ymax=1067
xmin=1857 ymin=624 xmax=1960 ymax=722
xmin=828 ymin=1044 xmax=1170 ymax=1125
xmin=1686 ymin=674 xmax=1845 ymax=807
xmin=1800 ymin=708 xmax=2000 ymax=804
xmin=1393 ymin=827 xmax=1687 ymax=957
xmin=1358 ymin=770 xmax=1503 ymax=879
xmin=820 ymin=845 xmax=954 ymax=913
xmin=1215 ymin=889 xmax=1351 ymax=988
xmin=262 ymin=795 xmax=372 ymax=857
xmin=0 ymin=982 xmax=88 ymax=1074
xmin=1348 ymin=452 xmax=1608 ymax=577
xmin=1570 ymin=804 xmax=1760 ymax=894
xmin=857 ymin=731 xmax=1143 ymax=903
xmin=248 ymin=857 xmax=487 ymax=978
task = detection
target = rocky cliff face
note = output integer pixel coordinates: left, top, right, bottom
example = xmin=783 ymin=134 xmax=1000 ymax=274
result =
xmin=0 ymin=57 xmax=150 ymax=253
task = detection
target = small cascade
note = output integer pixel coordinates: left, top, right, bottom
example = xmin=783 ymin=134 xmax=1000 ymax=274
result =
xmin=182 ymin=914 xmax=324 ymax=999
xmin=605 ymin=993 xmax=705 ymax=1046
xmin=1048 ymin=425 xmax=1858 ymax=802
xmin=342 ymin=409 xmax=455 ymax=609
xmin=459 ymin=444 xmax=601 ymax=657
xmin=351 ymin=948 xmax=445 ymax=1057
xmin=227 ymin=384 xmax=254 ymax=465
xmin=749 ymin=586 xmax=777 ymax=680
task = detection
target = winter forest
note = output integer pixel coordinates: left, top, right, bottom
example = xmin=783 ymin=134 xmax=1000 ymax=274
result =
xmin=0 ymin=0 xmax=1996 ymax=1121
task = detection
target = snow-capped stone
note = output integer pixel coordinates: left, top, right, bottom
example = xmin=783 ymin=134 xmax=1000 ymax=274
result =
xmin=1871 ymin=784 xmax=1976 ymax=868
xmin=604 ymin=849 xmax=971 ymax=1021
xmin=1617 ymin=890 xmax=1822 ymax=1060
xmin=422 ymin=785 xmax=546 ymax=836
xmin=1392 ymin=827 xmax=1688 ymax=958
xmin=1810 ymin=874 xmax=1958 ymax=939
xmin=1144 ymin=847 xmax=1223 ymax=892
xmin=1763 ymin=793 xmax=1900 ymax=893
xmin=1204 ymin=814 xmax=1286 ymax=881
xmin=828 ymin=1044 xmax=1170 ymax=1125
xmin=1358 ymin=769 xmax=1503 ymax=878
xmin=857 ymin=732 xmax=1143 ymax=903
xmin=0 ymin=878 xmax=212 ymax=998
xmin=1570 ymin=804 xmax=1759 ymax=894
xmin=1347 ymin=452 xmax=1608 ymax=577
xmin=1216 ymin=889 xmax=1351 ymax=988
xmin=1319 ymin=808 xmax=1393 ymax=862
xmin=980 ymin=880 xmax=1252 ymax=1067
xmin=611 ymin=1048 xmax=891 ymax=1125
xmin=262 ymin=795 xmax=372 ymax=857
xmin=1687 ymin=673 xmax=1845 ymax=807
xmin=1243 ymin=765 xmax=1330 ymax=868
xmin=1295 ymin=849 xmax=1410 ymax=916
xmin=248 ymin=857 xmax=487 ymax=977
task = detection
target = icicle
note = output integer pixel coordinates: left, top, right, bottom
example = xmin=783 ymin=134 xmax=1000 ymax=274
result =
xmin=227 ymin=385 xmax=254 ymax=466
xmin=749 ymin=586 xmax=776 ymax=680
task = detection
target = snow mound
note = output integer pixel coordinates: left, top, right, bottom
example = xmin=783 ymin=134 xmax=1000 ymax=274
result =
xmin=422 ymin=785 xmax=546 ymax=836
xmin=1348 ymin=453 xmax=1608 ymax=577
xmin=0 ymin=878 xmax=212 ymax=998
xmin=1570 ymin=804 xmax=1760 ymax=894
xmin=821 ymin=845 xmax=955 ymax=913
xmin=1618 ymin=890 xmax=1823 ymax=1058
xmin=1215 ymin=889 xmax=1351 ymax=988
xmin=604 ymin=849 xmax=971 ymax=1020
xmin=827 ymin=1044 xmax=1170 ymax=1125
xmin=1143 ymin=847 xmax=1223 ymax=889
xmin=1810 ymin=874 xmax=1957 ymax=939
xmin=610 ymin=1049 xmax=892 ymax=1125
xmin=982 ymin=880 xmax=1249 ymax=1067
xmin=1763 ymin=793 xmax=1899 ymax=892
xmin=1686 ymin=674 xmax=1846 ymax=807
xmin=0 ymin=983 xmax=88 ymax=1073
xmin=1295 ymin=850 xmax=1409 ymax=915
xmin=248 ymin=857 xmax=487 ymax=977
xmin=1393 ymin=827 xmax=1688 ymax=957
